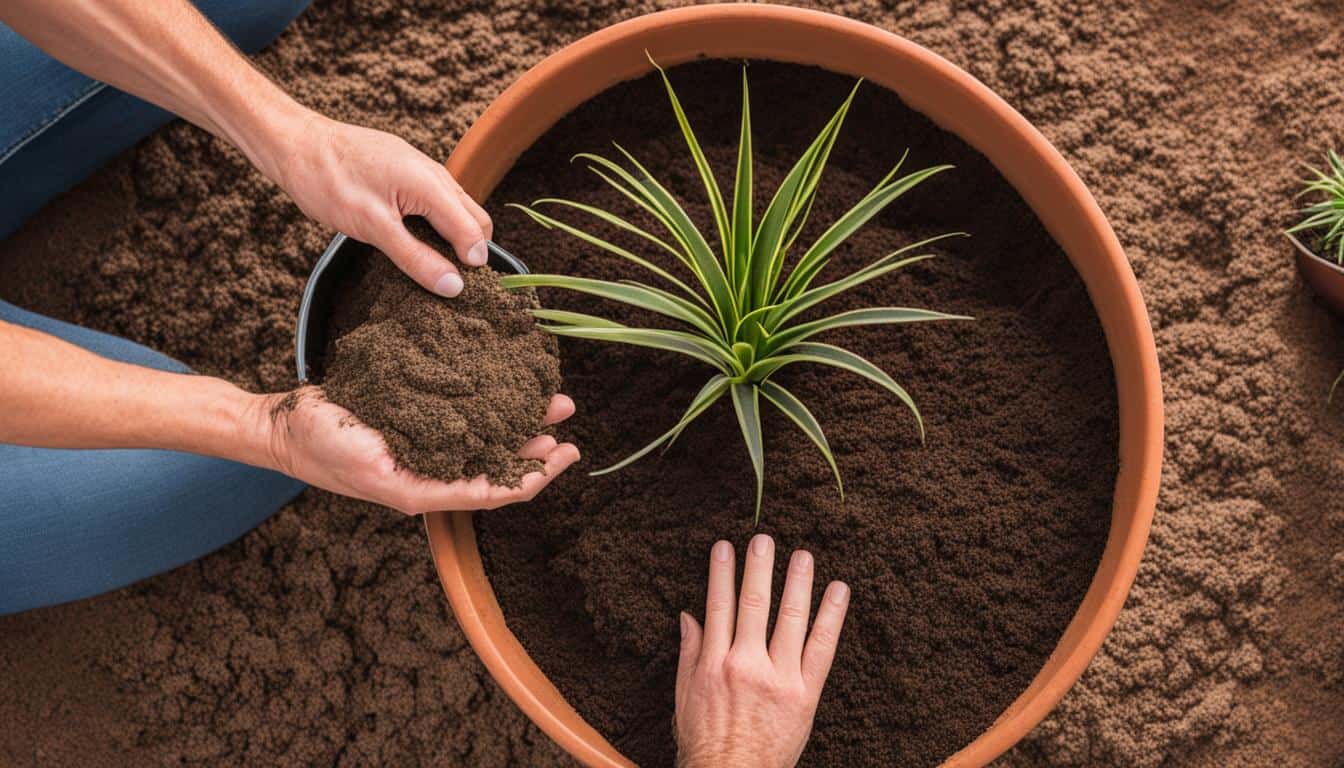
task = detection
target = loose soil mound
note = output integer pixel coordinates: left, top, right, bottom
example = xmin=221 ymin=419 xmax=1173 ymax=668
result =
xmin=1 ymin=1 xmax=1343 ymax=767
xmin=321 ymin=234 xmax=560 ymax=486
xmin=474 ymin=60 xmax=1116 ymax=767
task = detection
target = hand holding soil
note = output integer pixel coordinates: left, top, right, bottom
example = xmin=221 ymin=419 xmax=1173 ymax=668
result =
xmin=675 ymin=536 xmax=850 ymax=768
xmin=262 ymin=386 xmax=577 ymax=515
xmin=304 ymin=231 xmax=580 ymax=513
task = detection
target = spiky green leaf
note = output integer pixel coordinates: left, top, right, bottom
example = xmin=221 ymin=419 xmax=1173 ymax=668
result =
xmin=528 ymin=308 xmax=625 ymax=328
xmin=731 ymin=67 xmax=754 ymax=301
xmin=730 ymin=382 xmax=765 ymax=523
xmin=745 ymin=341 xmax=926 ymax=441
xmin=779 ymin=164 xmax=954 ymax=300
xmin=592 ymin=375 xmax=731 ymax=475
xmin=766 ymin=232 xmax=967 ymax=330
xmin=759 ymin=380 xmax=842 ymax=500
xmin=749 ymin=81 xmax=859 ymax=307
xmin=765 ymin=306 xmax=971 ymax=354
xmin=614 ymin=143 xmax=738 ymax=331
xmin=650 ymin=53 xmax=732 ymax=263
xmin=509 ymin=203 xmax=703 ymax=301
xmin=539 ymin=324 xmax=739 ymax=373
xmin=501 ymin=273 xmax=724 ymax=342
xmin=576 ymin=153 xmax=698 ymax=272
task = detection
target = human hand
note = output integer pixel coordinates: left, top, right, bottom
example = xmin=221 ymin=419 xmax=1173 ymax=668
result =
xmin=272 ymin=112 xmax=491 ymax=299
xmin=675 ymin=535 xmax=850 ymax=768
xmin=257 ymin=385 xmax=579 ymax=514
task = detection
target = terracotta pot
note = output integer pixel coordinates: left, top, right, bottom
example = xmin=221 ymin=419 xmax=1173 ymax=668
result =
xmin=422 ymin=5 xmax=1164 ymax=766
xmin=1290 ymin=232 xmax=1344 ymax=317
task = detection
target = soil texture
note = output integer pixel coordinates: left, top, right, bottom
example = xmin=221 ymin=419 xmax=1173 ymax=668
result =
xmin=321 ymin=226 xmax=560 ymax=486
xmin=1 ymin=1 xmax=1343 ymax=766
xmin=474 ymin=60 xmax=1116 ymax=768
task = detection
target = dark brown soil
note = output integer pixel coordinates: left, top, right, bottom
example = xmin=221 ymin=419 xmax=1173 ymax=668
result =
xmin=474 ymin=60 xmax=1117 ymax=767
xmin=321 ymin=224 xmax=560 ymax=486
xmin=1298 ymin=230 xmax=1342 ymax=267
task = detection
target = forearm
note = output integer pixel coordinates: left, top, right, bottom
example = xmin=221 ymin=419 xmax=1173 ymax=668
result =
xmin=0 ymin=320 xmax=276 ymax=469
xmin=0 ymin=0 xmax=306 ymax=182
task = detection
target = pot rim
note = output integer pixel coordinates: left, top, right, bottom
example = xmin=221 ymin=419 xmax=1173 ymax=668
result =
xmin=1288 ymin=230 xmax=1344 ymax=273
xmin=423 ymin=5 xmax=1164 ymax=767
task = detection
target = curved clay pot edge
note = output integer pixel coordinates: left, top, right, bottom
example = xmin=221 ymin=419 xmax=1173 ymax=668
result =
xmin=1290 ymin=232 xmax=1344 ymax=317
xmin=425 ymin=5 xmax=1164 ymax=767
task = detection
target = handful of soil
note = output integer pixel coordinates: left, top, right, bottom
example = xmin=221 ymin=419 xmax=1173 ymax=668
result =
xmin=322 ymin=235 xmax=561 ymax=487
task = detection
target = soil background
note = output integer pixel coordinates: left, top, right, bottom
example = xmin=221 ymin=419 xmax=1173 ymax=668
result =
xmin=473 ymin=59 xmax=1117 ymax=768
xmin=1 ymin=1 xmax=1343 ymax=766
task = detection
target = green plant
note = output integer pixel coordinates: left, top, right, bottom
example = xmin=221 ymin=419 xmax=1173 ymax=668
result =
xmin=501 ymin=60 xmax=969 ymax=519
xmin=1287 ymin=149 xmax=1344 ymax=265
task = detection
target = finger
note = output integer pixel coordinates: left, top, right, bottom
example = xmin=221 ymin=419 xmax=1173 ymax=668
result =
xmin=480 ymin=442 xmax=580 ymax=509
xmin=518 ymin=434 xmax=557 ymax=460
xmin=544 ymin=441 xmax=580 ymax=473
xmin=734 ymin=534 xmax=775 ymax=651
xmin=543 ymin=394 xmax=576 ymax=426
xmin=701 ymin=540 xmax=736 ymax=661
xmin=374 ymin=217 xmax=463 ymax=298
xmin=421 ymin=169 xmax=488 ymax=267
xmin=769 ymin=549 xmax=814 ymax=669
xmin=456 ymin=186 xmax=494 ymax=241
xmin=396 ymin=442 xmax=578 ymax=513
xmin=675 ymin=611 xmax=703 ymax=706
xmin=801 ymin=581 xmax=851 ymax=693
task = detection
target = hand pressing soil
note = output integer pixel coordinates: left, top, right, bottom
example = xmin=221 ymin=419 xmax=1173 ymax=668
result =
xmin=321 ymin=234 xmax=561 ymax=487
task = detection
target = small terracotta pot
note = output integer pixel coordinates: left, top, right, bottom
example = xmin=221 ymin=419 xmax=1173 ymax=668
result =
xmin=1290 ymin=232 xmax=1344 ymax=317
xmin=422 ymin=6 xmax=1164 ymax=766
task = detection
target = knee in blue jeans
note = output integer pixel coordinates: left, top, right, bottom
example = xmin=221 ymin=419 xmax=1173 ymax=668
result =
xmin=0 ymin=446 xmax=306 ymax=615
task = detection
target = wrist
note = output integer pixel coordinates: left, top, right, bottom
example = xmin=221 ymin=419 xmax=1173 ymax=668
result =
xmin=209 ymin=80 xmax=318 ymax=187
xmin=676 ymin=746 xmax=742 ymax=768
xmin=167 ymin=377 xmax=281 ymax=473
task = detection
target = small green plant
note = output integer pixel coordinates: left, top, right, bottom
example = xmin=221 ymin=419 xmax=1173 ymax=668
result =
xmin=502 ymin=60 xmax=969 ymax=519
xmin=1286 ymin=149 xmax=1344 ymax=265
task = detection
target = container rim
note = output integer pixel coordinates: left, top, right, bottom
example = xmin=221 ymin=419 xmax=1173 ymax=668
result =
xmin=423 ymin=6 xmax=1163 ymax=766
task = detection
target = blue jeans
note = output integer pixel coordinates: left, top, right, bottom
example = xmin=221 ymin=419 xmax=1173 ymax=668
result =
xmin=0 ymin=0 xmax=311 ymax=615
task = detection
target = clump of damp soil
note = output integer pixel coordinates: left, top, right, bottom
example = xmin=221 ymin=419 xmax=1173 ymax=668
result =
xmin=321 ymin=222 xmax=560 ymax=486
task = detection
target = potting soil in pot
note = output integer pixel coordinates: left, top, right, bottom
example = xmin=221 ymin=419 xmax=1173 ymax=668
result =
xmin=473 ymin=60 xmax=1118 ymax=767
xmin=320 ymin=225 xmax=561 ymax=486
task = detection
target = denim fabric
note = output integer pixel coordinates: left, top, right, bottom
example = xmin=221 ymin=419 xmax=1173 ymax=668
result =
xmin=0 ymin=300 xmax=307 ymax=615
xmin=0 ymin=0 xmax=312 ymax=240
xmin=0 ymin=0 xmax=312 ymax=614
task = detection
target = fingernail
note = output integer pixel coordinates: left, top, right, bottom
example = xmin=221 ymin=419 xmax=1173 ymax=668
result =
xmin=751 ymin=533 xmax=772 ymax=556
xmin=792 ymin=550 xmax=813 ymax=571
xmin=433 ymin=272 xmax=463 ymax=298
xmin=712 ymin=540 xmax=732 ymax=562
xmin=828 ymin=582 xmax=850 ymax=605
xmin=466 ymin=240 xmax=488 ymax=266
xmin=679 ymin=611 xmax=689 ymax=639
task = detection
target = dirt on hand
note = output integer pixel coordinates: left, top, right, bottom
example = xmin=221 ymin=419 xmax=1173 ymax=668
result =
xmin=321 ymin=230 xmax=560 ymax=487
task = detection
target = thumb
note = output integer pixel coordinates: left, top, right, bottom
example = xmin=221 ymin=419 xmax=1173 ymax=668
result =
xmin=676 ymin=611 xmax=703 ymax=693
xmin=372 ymin=215 xmax=463 ymax=298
